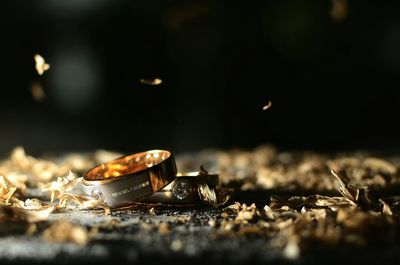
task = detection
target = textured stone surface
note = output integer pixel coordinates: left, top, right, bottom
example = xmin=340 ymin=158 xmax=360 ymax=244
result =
xmin=0 ymin=207 xmax=278 ymax=265
xmin=2 ymin=147 xmax=400 ymax=265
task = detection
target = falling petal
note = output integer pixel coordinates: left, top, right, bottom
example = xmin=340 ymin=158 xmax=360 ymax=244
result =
xmin=262 ymin=101 xmax=272 ymax=111
xmin=330 ymin=0 xmax=348 ymax=23
xmin=140 ymin=78 xmax=162 ymax=86
xmin=34 ymin=54 xmax=50 ymax=75
xmin=30 ymin=82 xmax=46 ymax=102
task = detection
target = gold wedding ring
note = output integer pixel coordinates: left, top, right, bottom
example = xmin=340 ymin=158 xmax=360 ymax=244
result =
xmin=82 ymin=150 xmax=177 ymax=207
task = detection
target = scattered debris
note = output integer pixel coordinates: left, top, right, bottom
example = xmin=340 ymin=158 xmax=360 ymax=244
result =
xmin=157 ymin=222 xmax=170 ymax=235
xmin=208 ymin=219 xmax=216 ymax=227
xmin=58 ymin=193 xmax=110 ymax=215
xmin=43 ymin=220 xmax=89 ymax=246
xmin=0 ymin=204 xmax=56 ymax=223
xmin=282 ymin=236 xmax=300 ymax=260
xmin=1 ymin=145 xmax=400 ymax=260
xmin=380 ymin=199 xmax=393 ymax=216
xmin=41 ymin=171 xmax=81 ymax=203
xmin=170 ymin=239 xmax=183 ymax=251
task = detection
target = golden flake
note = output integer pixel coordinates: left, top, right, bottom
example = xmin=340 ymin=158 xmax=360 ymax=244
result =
xmin=262 ymin=100 xmax=272 ymax=111
xmin=140 ymin=78 xmax=162 ymax=86
xmin=34 ymin=54 xmax=50 ymax=75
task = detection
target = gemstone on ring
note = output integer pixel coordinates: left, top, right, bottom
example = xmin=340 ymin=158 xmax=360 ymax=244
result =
xmin=172 ymin=181 xmax=191 ymax=200
xmin=91 ymin=189 xmax=105 ymax=201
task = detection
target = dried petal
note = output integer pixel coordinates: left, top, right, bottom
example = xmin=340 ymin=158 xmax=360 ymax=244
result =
xmin=30 ymin=82 xmax=46 ymax=102
xmin=34 ymin=54 xmax=50 ymax=75
xmin=140 ymin=78 xmax=162 ymax=86
xmin=198 ymin=184 xmax=217 ymax=204
xmin=41 ymin=171 xmax=81 ymax=202
xmin=43 ymin=220 xmax=89 ymax=246
xmin=282 ymin=236 xmax=300 ymax=260
xmin=363 ymin=158 xmax=396 ymax=175
xmin=58 ymin=193 xmax=110 ymax=215
xmin=262 ymin=100 xmax=272 ymax=111
xmin=380 ymin=199 xmax=393 ymax=216
xmin=330 ymin=169 xmax=359 ymax=204
xmin=198 ymin=184 xmax=231 ymax=207
xmin=0 ymin=204 xmax=55 ymax=223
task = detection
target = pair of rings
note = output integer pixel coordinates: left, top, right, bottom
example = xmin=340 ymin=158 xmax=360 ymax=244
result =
xmin=82 ymin=150 xmax=218 ymax=208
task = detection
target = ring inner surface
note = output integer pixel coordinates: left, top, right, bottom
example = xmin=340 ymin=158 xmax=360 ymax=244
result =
xmin=85 ymin=150 xmax=171 ymax=181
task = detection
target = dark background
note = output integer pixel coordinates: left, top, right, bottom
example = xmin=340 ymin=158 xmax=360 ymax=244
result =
xmin=1 ymin=0 xmax=400 ymax=155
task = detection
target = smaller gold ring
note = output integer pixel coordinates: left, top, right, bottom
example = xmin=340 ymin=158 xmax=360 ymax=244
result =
xmin=82 ymin=150 xmax=177 ymax=207
xmin=139 ymin=171 xmax=219 ymax=204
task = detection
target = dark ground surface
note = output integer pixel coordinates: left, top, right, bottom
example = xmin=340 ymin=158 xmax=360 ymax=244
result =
xmin=1 ymin=205 xmax=400 ymax=265
xmin=0 ymin=207 xmax=279 ymax=265
xmin=2 ymin=147 xmax=400 ymax=265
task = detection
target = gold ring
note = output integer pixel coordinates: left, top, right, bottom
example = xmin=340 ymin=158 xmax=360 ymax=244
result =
xmin=82 ymin=150 xmax=177 ymax=207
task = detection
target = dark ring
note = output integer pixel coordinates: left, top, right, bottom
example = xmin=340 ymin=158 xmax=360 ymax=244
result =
xmin=82 ymin=150 xmax=177 ymax=207
xmin=139 ymin=172 xmax=219 ymax=204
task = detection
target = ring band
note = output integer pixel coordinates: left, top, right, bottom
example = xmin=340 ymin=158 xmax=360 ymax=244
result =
xmin=82 ymin=150 xmax=177 ymax=207
xmin=139 ymin=171 xmax=219 ymax=204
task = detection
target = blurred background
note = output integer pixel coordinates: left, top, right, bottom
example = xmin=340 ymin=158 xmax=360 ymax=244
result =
xmin=1 ymin=0 xmax=400 ymax=155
